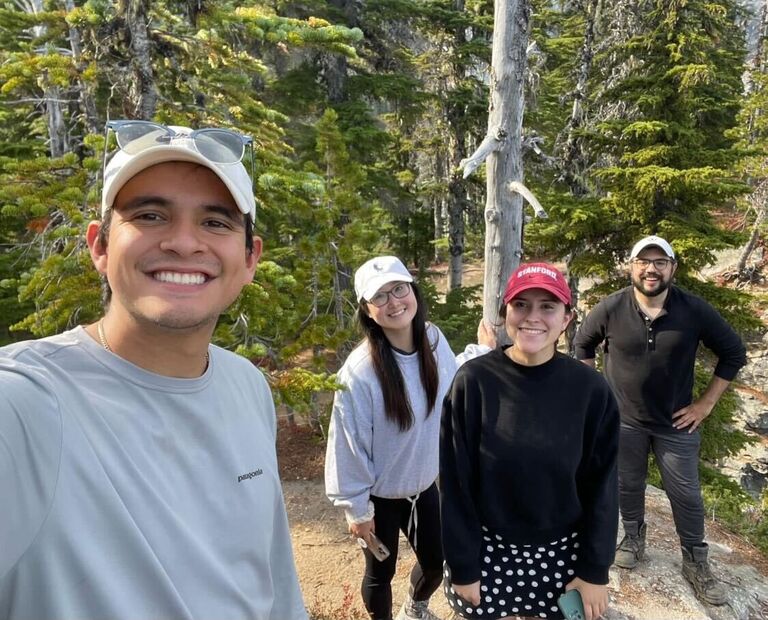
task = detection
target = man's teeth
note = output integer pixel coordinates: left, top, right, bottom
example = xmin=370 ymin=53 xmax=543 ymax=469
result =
xmin=154 ymin=271 xmax=206 ymax=285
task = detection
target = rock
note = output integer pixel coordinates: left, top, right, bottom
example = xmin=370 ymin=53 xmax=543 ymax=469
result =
xmin=746 ymin=411 xmax=768 ymax=435
xmin=740 ymin=463 xmax=768 ymax=498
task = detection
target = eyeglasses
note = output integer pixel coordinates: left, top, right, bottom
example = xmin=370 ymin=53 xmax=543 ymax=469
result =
xmin=632 ymin=258 xmax=674 ymax=270
xmin=368 ymin=282 xmax=412 ymax=307
xmin=105 ymin=120 xmax=253 ymax=164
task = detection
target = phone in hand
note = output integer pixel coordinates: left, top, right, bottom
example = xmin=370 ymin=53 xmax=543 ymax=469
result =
xmin=557 ymin=589 xmax=585 ymax=620
xmin=357 ymin=532 xmax=391 ymax=561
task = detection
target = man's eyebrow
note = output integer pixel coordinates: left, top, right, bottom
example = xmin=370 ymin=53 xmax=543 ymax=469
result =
xmin=118 ymin=196 xmax=171 ymax=211
xmin=204 ymin=204 xmax=244 ymax=226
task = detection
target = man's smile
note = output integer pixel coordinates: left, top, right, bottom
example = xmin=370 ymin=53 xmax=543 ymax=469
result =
xmin=152 ymin=271 xmax=210 ymax=285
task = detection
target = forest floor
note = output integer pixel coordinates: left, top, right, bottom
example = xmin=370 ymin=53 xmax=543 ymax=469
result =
xmin=276 ymin=422 xmax=768 ymax=620
xmin=277 ymin=257 xmax=768 ymax=620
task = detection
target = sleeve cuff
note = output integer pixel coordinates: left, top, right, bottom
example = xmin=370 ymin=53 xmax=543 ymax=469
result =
xmin=713 ymin=363 xmax=744 ymax=382
xmin=456 ymin=344 xmax=492 ymax=367
xmin=448 ymin=565 xmax=481 ymax=586
xmin=574 ymin=347 xmax=595 ymax=360
xmin=345 ymin=501 xmax=375 ymax=525
xmin=575 ymin=561 xmax=609 ymax=585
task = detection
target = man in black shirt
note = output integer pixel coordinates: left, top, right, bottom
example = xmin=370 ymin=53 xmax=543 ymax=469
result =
xmin=574 ymin=235 xmax=747 ymax=606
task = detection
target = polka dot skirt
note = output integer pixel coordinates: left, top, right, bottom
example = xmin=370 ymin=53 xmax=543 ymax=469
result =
xmin=443 ymin=527 xmax=580 ymax=619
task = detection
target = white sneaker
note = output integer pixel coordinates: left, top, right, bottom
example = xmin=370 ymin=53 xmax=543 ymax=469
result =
xmin=394 ymin=600 xmax=441 ymax=620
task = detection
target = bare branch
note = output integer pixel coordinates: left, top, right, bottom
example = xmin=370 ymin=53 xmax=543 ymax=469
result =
xmin=508 ymin=180 xmax=547 ymax=219
xmin=458 ymin=127 xmax=507 ymax=179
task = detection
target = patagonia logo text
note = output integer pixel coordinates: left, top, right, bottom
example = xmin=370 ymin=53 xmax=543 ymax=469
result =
xmin=237 ymin=469 xmax=263 ymax=483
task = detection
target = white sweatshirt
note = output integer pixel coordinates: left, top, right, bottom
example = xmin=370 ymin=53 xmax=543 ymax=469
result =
xmin=325 ymin=324 xmax=484 ymax=523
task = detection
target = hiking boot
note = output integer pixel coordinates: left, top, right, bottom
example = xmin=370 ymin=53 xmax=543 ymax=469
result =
xmin=395 ymin=597 xmax=441 ymax=620
xmin=681 ymin=544 xmax=727 ymax=606
xmin=615 ymin=520 xmax=646 ymax=569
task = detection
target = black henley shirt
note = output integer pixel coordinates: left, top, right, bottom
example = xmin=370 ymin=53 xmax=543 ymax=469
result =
xmin=573 ymin=285 xmax=747 ymax=432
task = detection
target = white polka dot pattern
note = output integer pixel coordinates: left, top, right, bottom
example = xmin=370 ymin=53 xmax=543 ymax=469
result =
xmin=444 ymin=528 xmax=581 ymax=619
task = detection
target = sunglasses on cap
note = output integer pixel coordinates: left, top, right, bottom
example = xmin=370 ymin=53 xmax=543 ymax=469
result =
xmin=105 ymin=120 xmax=253 ymax=163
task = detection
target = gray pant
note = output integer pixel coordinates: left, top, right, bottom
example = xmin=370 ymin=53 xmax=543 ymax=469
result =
xmin=619 ymin=423 xmax=704 ymax=548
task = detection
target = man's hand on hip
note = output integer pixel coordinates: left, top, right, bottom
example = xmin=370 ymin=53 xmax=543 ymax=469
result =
xmin=672 ymin=399 xmax=714 ymax=432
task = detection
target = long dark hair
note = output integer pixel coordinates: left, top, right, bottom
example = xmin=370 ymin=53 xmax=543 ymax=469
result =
xmin=357 ymin=282 xmax=439 ymax=432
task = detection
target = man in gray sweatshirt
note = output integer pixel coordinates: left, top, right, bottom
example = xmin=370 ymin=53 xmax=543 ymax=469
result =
xmin=0 ymin=121 xmax=307 ymax=620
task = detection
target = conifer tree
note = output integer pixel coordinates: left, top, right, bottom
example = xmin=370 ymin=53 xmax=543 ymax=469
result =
xmin=0 ymin=0 xmax=363 ymax=406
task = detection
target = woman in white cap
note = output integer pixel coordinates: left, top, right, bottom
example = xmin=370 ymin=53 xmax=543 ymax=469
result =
xmin=325 ymin=256 xmax=491 ymax=620
xmin=440 ymin=262 xmax=620 ymax=620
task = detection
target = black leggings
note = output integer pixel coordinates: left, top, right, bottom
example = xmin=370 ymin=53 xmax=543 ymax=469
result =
xmin=361 ymin=483 xmax=443 ymax=620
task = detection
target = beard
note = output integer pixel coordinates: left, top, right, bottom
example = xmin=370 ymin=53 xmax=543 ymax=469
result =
xmin=632 ymin=274 xmax=671 ymax=297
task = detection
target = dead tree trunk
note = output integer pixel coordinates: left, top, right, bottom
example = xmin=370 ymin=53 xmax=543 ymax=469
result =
xmin=65 ymin=0 xmax=99 ymax=134
xmin=482 ymin=0 xmax=531 ymax=334
xmin=560 ymin=0 xmax=598 ymax=198
xmin=433 ymin=150 xmax=448 ymax=264
xmin=738 ymin=1 xmax=768 ymax=272
xmin=737 ymin=176 xmax=767 ymax=275
xmin=561 ymin=0 xmax=600 ymax=354
xmin=19 ymin=0 xmax=69 ymax=156
xmin=122 ymin=0 xmax=158 ymax=119
xmin=445 ymin=0 xmax=469 ymax=292
xmin=737 ymin=209 xmax=766 ymax=276
xmin=447 ymin=165 xmax=467 ymax=291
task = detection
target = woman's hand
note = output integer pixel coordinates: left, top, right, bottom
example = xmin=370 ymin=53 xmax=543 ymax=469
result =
xmin=565 ymin=577 xmax=608 ymax=620
xmin=453 ymin=580 xmax=481 ymax=606
xmin=477 ymin=319 xmax=497 ymax=349
xmin=349 ymin=519 xmax=374 ymax=543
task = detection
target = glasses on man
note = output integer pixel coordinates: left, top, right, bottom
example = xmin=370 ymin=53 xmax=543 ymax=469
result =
xmin=632 ymin=258 xmax=673 ymax=270
xmin=368 ymin=282 xmax=412 ymax=307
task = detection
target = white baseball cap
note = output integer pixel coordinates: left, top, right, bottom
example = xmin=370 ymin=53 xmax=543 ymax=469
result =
xmin=354 ymin=256 xmax=414 ymax=302
xmin=630 ymin=235 xmax=675 ymax=259
xmin=101 ymin=125 xmax=256 ymax=222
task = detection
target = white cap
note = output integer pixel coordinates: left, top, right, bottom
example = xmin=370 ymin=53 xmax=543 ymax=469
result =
xmin=630 ymin=235 xmax=675 ymax=259
xmin=354 ymin=256 xmax=413 ymax=302
xmin=101 ymin=126 xmax=256 ymax=222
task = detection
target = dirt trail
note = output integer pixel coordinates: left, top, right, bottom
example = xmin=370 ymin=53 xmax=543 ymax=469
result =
xmin=282 ymin=471 xmax=768 ymax=620
xmin=284 ymin=478 xmax=459 ymax=620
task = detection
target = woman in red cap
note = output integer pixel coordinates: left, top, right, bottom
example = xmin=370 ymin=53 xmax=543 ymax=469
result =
xmin=440 ymin=262 xmax=620 ymax=620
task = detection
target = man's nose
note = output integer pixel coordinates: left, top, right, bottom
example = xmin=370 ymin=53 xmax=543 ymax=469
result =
xmin=159 ymin=221 xmax=206 ymax=255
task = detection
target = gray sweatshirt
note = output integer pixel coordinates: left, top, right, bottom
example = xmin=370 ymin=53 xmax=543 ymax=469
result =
xmin=0 ymin=327 xmax=307 ymax=620
xmin=325 ymin=324 xmax=463 ymax=523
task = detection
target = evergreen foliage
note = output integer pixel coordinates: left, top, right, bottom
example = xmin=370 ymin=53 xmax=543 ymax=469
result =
xmin=0 ymin=0 xmax=767 ymax=556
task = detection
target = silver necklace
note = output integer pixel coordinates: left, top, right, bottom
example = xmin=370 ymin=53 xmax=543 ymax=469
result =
xmin=97 ymin=319 xmax=210 ymax=365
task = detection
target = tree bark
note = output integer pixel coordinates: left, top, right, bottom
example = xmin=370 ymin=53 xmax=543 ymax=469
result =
xmin=322 ymin=0 xmax=361 ymax=103
xmin=483 ymin=0 xmax=531 ymax=333
xmin=560 ymin=0 xmax=598 ymax=197
xmin=123 ymin=0 xmax=158 ymax=119
xmin=20 ymin=0 xmax=69 ymax=156
xmin=433 ymin=151 xmax=447 ymax=264
xmin=560 ymin=0 xmax=599 ymax=354
xmin=447 ymin=167 xmax=467 ymax=290
xmin=446 ymin=0 xmax=469 ymax=292
xmin=64 ymin=0 xmax=99 ymax=134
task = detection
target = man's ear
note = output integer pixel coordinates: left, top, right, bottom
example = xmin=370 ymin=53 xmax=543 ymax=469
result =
xmin=242 ymin=235 xmax=263 ymax=285
xmin=86 ymin=220 xmax=108 ymax=275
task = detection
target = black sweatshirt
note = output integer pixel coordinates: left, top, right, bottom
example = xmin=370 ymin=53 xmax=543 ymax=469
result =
xmin=440 ymin=349 xmax=619 ymax=586
xmin=573 ymin=285 xmax=747 ymax=432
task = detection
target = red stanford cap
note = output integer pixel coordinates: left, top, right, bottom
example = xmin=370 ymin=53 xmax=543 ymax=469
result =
xmin=503 ymin=262 xmax=572 ymax=306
